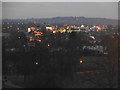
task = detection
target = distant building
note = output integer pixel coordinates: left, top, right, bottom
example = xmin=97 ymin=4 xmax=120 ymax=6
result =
xmin=46 ymin=27 xmax=53 ymax=30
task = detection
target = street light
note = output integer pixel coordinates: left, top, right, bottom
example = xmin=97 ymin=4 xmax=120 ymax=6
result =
xmin=48 ymin=44 xmax=51 ymax=47
xmin=80 ymin=60 xmax=83 ymax=64
xmin=35 ymin=62 xmax=39 ymax=65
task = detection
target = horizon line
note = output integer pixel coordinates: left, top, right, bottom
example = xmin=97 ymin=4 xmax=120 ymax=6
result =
xmin=2 ymin=16 xmax=118 ymax=20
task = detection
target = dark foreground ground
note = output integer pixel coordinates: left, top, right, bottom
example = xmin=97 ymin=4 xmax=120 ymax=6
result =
xmin=2 ymin=56 xmax=118 ymax=88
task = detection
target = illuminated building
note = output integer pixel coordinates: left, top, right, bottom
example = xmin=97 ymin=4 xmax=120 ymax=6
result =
xmin=46 ymin=27 xmax=53 ymax=30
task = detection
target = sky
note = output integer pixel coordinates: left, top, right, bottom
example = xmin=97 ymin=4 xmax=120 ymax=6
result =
xmin=1 ymin=0 xmax=120 ymax=2
xmin=1 ymin=1 xmax=119 ymax=19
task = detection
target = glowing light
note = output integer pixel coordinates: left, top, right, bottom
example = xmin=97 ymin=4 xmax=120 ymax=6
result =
xmin=48 ymin=44 xmax=51 ymax=47
xmin=80 ymin=60 xmax=83 ymax=64
xmin=55 ymin=25 xmax=58 ymax=27
xmin=28 ymin=28 xmax=31 ymax=32
xmin=29 ymin=37 xmax=34 ymax=41
xmin=46 ymin=27 xmax=53 ymax=30
xmin=30 ymin=27 xmax=35 ymax=30
xmin=90 ymin=36 xmax=95 ymax=40
xmin=81 ymin=25 xmax=85 ymax=27
xmin=53 ymin=31 xmax=56 ymax=33
xmin=35 ymin=62 xmax=39 ymax=65
xmin=37 ymin=39 xmax=42 ymax=42
xmin=34 ymin=31 xmax=43 ymax=36
xmin=18 ymin=37 xmax=21 ymax=39
xmin=63 ymin=30 xmax=66 ymax=32
xmin=40 ymin=32 xmax=43 ymax=34
xmin=67 ymin=27 xmax=69 ymax=29
xmin=84 ymin=31 xmax=89 ymax=32
xmin=34 ymin=34 xmax=41 ymax=36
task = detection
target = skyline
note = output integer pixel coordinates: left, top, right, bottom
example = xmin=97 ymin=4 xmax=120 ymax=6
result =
xmin=2 ymin=2 xmax=118 ymax=19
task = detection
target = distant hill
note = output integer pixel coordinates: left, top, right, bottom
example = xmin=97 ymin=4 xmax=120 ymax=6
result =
xmin=2 ymin=17 xmax=118 ymax=25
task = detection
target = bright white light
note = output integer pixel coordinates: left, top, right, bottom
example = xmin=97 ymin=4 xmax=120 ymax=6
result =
xmin=81 ymin=25 xmax=85 ymax=27
xmin=90 ymin=36 xmax=95 ymax=40
xmin=28 ymin=28 xmax=31 ymax=32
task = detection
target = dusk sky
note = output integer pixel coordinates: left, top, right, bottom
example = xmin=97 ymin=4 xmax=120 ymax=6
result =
xmin=2 ymin=2 xmax=118 ymax=19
